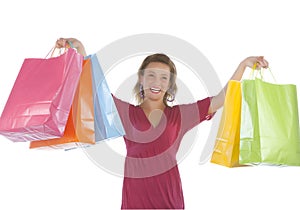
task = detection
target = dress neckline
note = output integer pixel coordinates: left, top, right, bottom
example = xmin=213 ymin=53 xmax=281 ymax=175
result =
xmin=138 ymin=105 xmax=168 ymax=128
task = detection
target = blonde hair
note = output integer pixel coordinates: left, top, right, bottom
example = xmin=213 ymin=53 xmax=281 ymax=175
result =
xmin=133 ymin=53 xmax=177 ymax=107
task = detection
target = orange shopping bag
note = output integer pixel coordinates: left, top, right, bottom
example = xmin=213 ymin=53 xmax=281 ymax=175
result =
xmin=29 ymin=58 xmax=95 ymax=150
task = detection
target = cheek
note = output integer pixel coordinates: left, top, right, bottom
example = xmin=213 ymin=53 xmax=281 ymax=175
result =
xmin=161 ymin=81 xmax=170 ymax=90
xmin=142 ymin=78 xmax=153 ymax=87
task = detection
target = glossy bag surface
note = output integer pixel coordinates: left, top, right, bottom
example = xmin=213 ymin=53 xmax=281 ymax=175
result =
xmin=29 ymin=59 xmax=95 ymax=149
xmin=0 ymin=48 xmax=83 ymax=142
xmin=211 ymin=80 xmax=242 ymax=167
xmin=90 ymin=54 xmax=125 ymax=141
xmin=239 ymin=78 xmax=300 ymax=166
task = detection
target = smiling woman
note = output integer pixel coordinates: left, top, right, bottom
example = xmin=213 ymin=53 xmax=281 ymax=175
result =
xmin=54 ymin=37 xmax=268 ymax=210
xmin=133 ymin=53 xmax=178 ymax=107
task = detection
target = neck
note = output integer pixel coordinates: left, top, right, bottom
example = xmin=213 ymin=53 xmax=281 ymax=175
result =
xmin=140 ymin=99 xmax=165 ymax=112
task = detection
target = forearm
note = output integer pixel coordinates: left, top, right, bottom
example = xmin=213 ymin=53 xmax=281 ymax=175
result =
xmin=220 ymin=61 xmax=247 ymax=100
xmin=229 ymin=61 xmax=247 ymax=81
xmin=75 ymin=44 xmax=87 ymax=57
xmin=68 ymin=38 xmax=87 ymax=57
xmin=208 ymin=56 xmax=268 ymax=114
xmin=208 ymin=62 xmax=246 ymax=114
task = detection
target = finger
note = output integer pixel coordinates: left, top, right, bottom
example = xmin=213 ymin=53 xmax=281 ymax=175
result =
xmin=55 ymin=42 xmax=61 ymax=48
xmin=264 ymin=59 xmax=269 ymax=68
xmin=55 ymin=38 xmax=62 ymax=47
xmin=256 ymin=56 xmax=264 ymax=63
xmin=255 ymin=63 xmax=262 ymax=70
xmin=55 ymin=38 xmax=66 ymax=48
xmin=256 ymin=56 xmax=268 ymax=68
xmin=261 ymin=58 xmax=269 ymax=67
xmin=258 ymin=58 xmax=268 ymax=68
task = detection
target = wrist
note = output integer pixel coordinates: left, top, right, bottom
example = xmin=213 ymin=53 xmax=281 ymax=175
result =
xmin=69 ymin=39 xmax=87 ymax=56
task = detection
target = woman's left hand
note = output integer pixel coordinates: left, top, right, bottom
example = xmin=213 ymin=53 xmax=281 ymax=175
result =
xmin=55 ymin=38 xmax=87 ymax=56
xmin=241 ymin=56 xmax=269 ymax=70
xmin=209 ymin=55 xmax=269 ymax=114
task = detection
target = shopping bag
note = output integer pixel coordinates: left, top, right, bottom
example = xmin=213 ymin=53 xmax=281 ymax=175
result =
xmin=239 ymin=72 xmax=300 ymax=166
xmin=210 ymin=80 xmax=242 ymax=167
xmin=29 ymin=107 xmax=78 ymax=149
xmin=90 ymin=54 xmax=125 ymax=141
xmin=29 ymin=59 xmax=95 ymax=149
xmin=0 ymin=48 xmax=83 ymax=142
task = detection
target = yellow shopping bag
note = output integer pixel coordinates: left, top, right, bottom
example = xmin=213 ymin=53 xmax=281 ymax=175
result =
xmin=210 ymin=80 xmax=242 ymax=167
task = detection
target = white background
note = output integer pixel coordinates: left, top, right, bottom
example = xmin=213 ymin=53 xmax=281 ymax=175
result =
xmin=1 ymin=0 xmax=300 ymax=209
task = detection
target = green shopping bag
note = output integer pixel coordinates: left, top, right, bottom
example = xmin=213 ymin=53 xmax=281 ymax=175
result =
xmin=239 ymin=70 xmax=300 ymax=166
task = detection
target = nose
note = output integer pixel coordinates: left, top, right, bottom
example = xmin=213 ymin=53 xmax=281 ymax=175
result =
xmin=153 ymin=77 xmax=165 ymax=89
xmin=155 ymin=76 xmax=161 ymax=84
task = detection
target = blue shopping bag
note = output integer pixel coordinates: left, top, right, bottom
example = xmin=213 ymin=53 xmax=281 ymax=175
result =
xmin=89 ymin=54 xmax=125 ymax=141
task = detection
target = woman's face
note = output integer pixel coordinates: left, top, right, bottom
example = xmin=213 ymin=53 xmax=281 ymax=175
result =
xmin=140 ymin=62 xmax=171 ymax=103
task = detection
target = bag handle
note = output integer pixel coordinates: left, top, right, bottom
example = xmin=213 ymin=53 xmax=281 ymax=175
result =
xmin=45 ymin=40 xmax=75 ymax=58
xmin=249 ymin=62 xmax=276 ymax=83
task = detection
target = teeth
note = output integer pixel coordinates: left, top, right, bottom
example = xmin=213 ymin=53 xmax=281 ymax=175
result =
xmin=150 ymin=87 xmax=161 ymax=93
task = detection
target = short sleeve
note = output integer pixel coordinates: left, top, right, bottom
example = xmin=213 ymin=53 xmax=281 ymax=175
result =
xmin=112 ymin=94 xmax=131 ymax=126
xmin=178 ymin=97 xmax=215 ymax=134
xmin=197 ymin=97 xmax=215 ymax=122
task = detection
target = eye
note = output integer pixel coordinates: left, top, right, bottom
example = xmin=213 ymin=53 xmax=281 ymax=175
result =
xmin=147 ymin=73 xmax=154 ymax=77
xmin=161 ymin=74 xmax=170 ymax=80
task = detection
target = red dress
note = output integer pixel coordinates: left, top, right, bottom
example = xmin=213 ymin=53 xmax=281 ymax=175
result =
xmin=113 ymin=96 xmax=213 ymax=209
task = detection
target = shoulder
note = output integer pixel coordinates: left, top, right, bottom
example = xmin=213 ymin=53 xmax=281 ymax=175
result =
xmin=172 ymin=97 xmax=214 ymax=120
xmin=173 ymin=97 xmax=212 ymax=110
xmin=112 ymin=94 xmax=137 ymax=110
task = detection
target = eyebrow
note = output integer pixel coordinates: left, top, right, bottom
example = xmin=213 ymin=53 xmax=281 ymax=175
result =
xmin=145 ymin=69 xmax=170 ymax=76
xmin=146 ymin=70 xmax=155 ymax=73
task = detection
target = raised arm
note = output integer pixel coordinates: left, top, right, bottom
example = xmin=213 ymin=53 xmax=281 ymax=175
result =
xmin=56 ymin=38 xmax=87 ymax=57
xmin=208 ymin=56 xmax=269 ymax=114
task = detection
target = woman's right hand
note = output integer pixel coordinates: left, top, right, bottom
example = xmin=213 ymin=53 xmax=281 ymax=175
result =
xmin=55 ymin=38 xmax=87 ymax=56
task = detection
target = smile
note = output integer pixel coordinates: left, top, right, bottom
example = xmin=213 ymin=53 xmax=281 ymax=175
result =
xmin=150 ymin=87 xmax=161 ymax=94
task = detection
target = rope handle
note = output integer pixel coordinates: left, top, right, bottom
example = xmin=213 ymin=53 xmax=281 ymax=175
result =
xmin=45 ymin=40 xmax=75 ymax=58
xmin=249 ymin=62 xmax=276 ymax=83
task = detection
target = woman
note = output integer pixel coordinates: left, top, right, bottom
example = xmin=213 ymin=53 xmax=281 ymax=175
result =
xmin=56 ymin=38 xmax=268 ymax=209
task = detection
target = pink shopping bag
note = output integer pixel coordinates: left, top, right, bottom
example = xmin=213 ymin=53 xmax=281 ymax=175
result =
xmin=0 ymin=48 xmax=83 ymax=142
